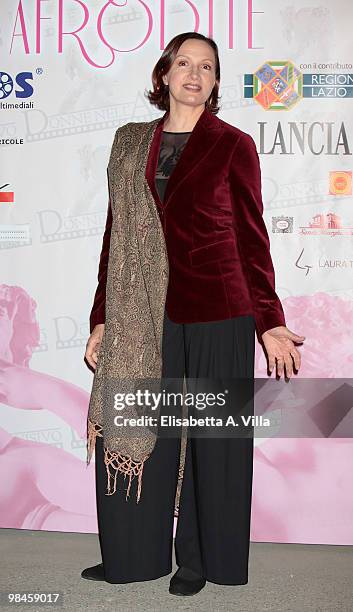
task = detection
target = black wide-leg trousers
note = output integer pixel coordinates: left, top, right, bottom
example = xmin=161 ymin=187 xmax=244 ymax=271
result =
xmin=95 ymin=309 xmax=255 ymax=585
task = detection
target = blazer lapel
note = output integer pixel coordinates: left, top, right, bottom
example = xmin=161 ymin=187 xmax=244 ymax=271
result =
xmin=145 ymin=107 xmax=224 ymax=212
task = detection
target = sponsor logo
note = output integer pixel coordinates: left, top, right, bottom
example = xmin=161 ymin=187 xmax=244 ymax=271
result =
xmin=329 ymin=171 xmax=352 ymax=195
xmin=244 ymin=61 xmax=302 ymax=110
xmin=244 ymin=60 xmax=353 ymax=109
xmin=0 ymin=71 xmax=34 ymax=99
xmin=295 ymin=249 xmax=312 ymax=276
xmin=0 ymin=138 xmax=24 ymax=145
xmin=319 ymin=257 xmax=353 ymax=269
xmin=299 ymin=212 xmax=353 ymax=236
xmin=0 ymin=225 xmax=31 ymax=248
xmin=296 ymin=248 xmax=353 ymax=273
xmin=0 ymin=183 xmax=14 ymax=203
xmin=272 ymin=216 xmax=293 ymax=233
xmin=257 ymin=121 xmax=350 ymax=155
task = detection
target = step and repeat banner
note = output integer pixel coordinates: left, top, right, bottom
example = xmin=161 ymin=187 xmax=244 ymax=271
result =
xmin=1 ymin=0 xmax=353 ymax=543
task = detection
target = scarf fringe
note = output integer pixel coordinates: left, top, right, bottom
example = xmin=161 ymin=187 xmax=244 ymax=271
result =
xmin=86 ymin=418 xmax=149 ymax=503
xmin=104 ymin=448 xmax=148 ymax=503
xmin=86 ymin=419 xmax=103 ymax=465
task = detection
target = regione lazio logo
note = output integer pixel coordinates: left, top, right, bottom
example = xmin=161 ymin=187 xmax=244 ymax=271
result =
xmin=244 ymin=60 xmax=353 ymax=109
xmin=244 ymin=60 xmax=303 ymax=110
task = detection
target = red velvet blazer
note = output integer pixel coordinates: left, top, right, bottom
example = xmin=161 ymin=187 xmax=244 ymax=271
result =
xmin=89 ymin=107 xmax=286 ymax=341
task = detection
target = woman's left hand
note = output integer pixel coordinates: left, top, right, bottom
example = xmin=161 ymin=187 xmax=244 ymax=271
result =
xmin=261 ymin=326 xmax=306 ymax=378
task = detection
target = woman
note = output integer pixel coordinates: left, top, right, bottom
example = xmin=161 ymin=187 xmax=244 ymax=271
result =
xmin=82 ymin=32 xmax=305 ymax=596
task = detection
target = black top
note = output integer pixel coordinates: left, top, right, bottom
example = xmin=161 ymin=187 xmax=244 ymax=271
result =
xmin=155 ymin=131 xmax=192 ymax=204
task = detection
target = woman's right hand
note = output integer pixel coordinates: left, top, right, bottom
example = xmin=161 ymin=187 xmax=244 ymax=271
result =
xmin=85 ymin=324 xmax=105 ymax=370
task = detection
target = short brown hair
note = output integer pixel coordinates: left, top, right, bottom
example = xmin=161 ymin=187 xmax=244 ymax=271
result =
xmin=145 ymin=32 xmax=221 ymax=114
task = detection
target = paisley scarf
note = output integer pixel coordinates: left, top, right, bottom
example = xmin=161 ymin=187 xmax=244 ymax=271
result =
xmin=86 ymin=118 xmax=171 ymax=503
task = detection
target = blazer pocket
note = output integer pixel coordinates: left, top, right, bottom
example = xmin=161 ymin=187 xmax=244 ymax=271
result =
xmin=189 ymin=236 xmax=239 ymax=267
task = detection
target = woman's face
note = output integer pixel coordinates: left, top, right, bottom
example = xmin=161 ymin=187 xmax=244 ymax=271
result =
xmin=163 ymin=39 xmax=217 ymax=109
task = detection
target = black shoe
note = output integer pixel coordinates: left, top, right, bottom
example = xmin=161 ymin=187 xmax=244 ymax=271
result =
xmin=81 ymin=562 xmax=105 ymax=581
xmin=169 ymin=567 xmax=206 ymax=596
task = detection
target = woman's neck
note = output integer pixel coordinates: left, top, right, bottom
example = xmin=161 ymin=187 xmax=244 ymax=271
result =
xmin=163 ymin=105 xmax=205 ymax=133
